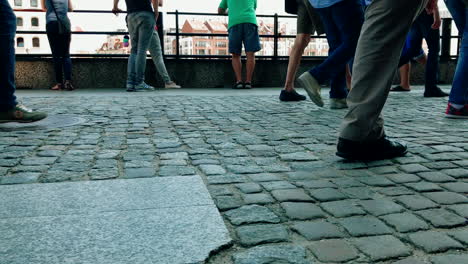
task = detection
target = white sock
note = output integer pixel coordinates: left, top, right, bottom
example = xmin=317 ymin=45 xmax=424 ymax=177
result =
xmin=450 ymin=103 xmax=464 ymax=109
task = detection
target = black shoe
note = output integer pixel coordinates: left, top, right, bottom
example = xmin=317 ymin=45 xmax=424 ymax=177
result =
xmin=279 ymin=89 xmax=307 ymax=102
xmin=336 ymin=137 xmax=407 ymax=161
xmin=424 ymin=86 xmax=448 ymax=97
xmin=244 ymin=82 xmax=252 ymax=89
xmin=233 ymin=81 xmax=243 ymax=89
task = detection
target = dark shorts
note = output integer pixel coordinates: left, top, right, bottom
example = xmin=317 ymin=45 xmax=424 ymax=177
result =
xmin=228 ymin=23 xmax=261 ymax=54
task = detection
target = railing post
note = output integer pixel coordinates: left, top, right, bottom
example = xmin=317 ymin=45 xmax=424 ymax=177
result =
xmin=441 ymin=18 xmax=452 ymax=61
xmin=175 ymin=10 xmax=180 ymax=59
xmin=273 ymin=13 xmax=278 ymax=59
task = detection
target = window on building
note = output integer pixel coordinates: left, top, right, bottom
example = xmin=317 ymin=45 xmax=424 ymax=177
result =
xmin=17 ymin=17 xmax=23 ymax=27
xmin=32 ymin=37 xmax=40 ymax=47
xmin=17 ymin=37 xmax=25 ymax=48
xmin=14 ymin=0 xmax=22 ymax=6
xmin=31 ymin=17 xmax=39 ymax=27
xmin=198 ymin=49 xmax=206 ymax=55
xmin=216 ymin=42 xmax=227 ymax=48
xmin=30 ymin=0 xmax=38 ymax=7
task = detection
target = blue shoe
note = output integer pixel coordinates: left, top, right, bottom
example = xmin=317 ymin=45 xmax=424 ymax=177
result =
xmin=126 ymin=84 xmax=135 ymax=92
xmin=135 ymin=82 xmax=155 ymax=92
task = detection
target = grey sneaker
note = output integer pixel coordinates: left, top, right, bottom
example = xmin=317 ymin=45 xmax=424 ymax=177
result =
xmin=165 ymin=81 xmax=181 ymax=89
xmin=330 ymin=98 xmax=348 ymax=109
xmin=297 ymin=72 xmax=324 ymax=107
xmin=126 ymin=84 xmax=135 ymax=92
xmin=135 ymin=82 xmax=155 ymax=92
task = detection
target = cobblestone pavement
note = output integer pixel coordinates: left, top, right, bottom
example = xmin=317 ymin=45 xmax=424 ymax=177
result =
xmin=1 ymin=87 xmax=467 ymax=264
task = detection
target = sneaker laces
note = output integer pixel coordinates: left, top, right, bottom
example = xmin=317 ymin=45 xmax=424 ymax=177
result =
xmin=16 ymin=104 xmax=33 ymax=113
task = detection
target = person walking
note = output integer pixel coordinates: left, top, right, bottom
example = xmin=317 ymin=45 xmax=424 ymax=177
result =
xmin=0 ymin=0 xmax=47 ymax=123
xmin=113 ymin=0 xmax=158 ymax=92
xmin=298 ymin=0 xmax=364 ymax=109
xmin=218 ymin=0 xmax=261 ymax=89
xmin=41 ymin=0 xmax=74 ymax=91
xmin=280 ymin=0 xmax=324 ymax=102
xmin=337 ymin=0 xmax=437 ymax=160
xmin=393 ymin=7 xmax=447 ymax=97
xmin=444 ymin=0 xmax=468 ymax=118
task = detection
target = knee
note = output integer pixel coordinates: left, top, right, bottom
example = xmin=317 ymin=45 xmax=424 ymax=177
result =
xmin=232 ymin=53 xmax=241 ymax=59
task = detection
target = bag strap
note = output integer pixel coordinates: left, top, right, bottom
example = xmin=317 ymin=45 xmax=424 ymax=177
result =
xmin=48 ymin=0 xmax=65 ymax=27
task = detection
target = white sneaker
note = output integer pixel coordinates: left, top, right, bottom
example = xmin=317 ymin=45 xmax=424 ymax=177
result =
xmin=330 ymin=98 xmax=348 ymax=109
xmin=165 ymin=81 xmax=181 ymax=89
xmin=134 ymin=82 xmax=155 ymax=92
xmin=298 ymin=72 xmax=324 ymax=107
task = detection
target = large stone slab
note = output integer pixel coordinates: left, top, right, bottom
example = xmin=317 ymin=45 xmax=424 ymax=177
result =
xmin=0 ymin=177 xmax=213 ymax=218
xmin=0 ymin=177 xmax=231 ymax=264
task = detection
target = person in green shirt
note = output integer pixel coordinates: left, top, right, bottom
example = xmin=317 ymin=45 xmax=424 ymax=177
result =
xmin=218 ymin=0 xmax=261 ymax=89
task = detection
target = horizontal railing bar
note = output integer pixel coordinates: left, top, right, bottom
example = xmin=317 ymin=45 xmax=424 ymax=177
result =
xmin=166 ymin=11 xmax=295 ymax=18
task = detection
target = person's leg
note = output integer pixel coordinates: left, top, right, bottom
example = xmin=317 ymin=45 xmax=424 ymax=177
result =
xmin=231 ymin=53 xmax=242 ymax=84
xmin=0 ymin=0 xmax=46 ymax=122
xmin=134 ymin=12 xmax=156 ymax=86
xmin=243 ymin=23 xmax=261 ymax=88
xmin=228 ymin=24 xmax=243 ymax=87
xmin=245 ymin=52 xmax=255 ymax=84
xmin=399 ymin=63 xmax=412 ymax=90
xmin=308 ymin=0 xmax=364 ymax=85
xmin=445 ymin=0 xmax=468 ymax=116
xmin=284 ymin=34 xmax=310 ymax=91
xmin=46 ymin=22 xmax=64 ymax=88
xmin=0 ymin=0 xmax=17 ymax=111
xmin=126 ymin=13 xmax=140 ymax=89
xmin=417 ymin=12 xmax=447 ymax=96
xmin=62 ymin=32 xmax=73 ymax=90
xmin=148 ymin=30 xmax=171 ymax=83
xmin=338 ymin=0 xmax=427 ymax=159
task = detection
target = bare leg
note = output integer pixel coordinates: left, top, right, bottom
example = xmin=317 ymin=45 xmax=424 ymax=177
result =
xmin=231 ymin=53 xmax=242 ymax=82
xmin=399 ymin=63 xmax=411 ymax=90
xmin=346 ymin=64 xmax=352 ymax=91
xmin=284 ymin=34 xmax=310 ymax=92
xmin=246 ymin=52 xmax=256 ymax=83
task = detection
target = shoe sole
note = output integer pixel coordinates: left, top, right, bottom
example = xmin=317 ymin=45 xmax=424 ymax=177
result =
xmin=336 ymin=149 xmax=408 ymax=161
xmin=445 ymin=114 xmax=468 ymax=119
xmin=298 ymin=72 xmax=324 ymax=107
xmin=0 ymin=117 xmax=47 ymax=124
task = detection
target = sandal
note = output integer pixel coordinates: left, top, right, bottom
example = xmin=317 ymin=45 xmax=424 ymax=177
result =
xmin=390 ymin=85 xmax=410 ymax=92
xmin=50 ymin=83 xmax=63 ymax=91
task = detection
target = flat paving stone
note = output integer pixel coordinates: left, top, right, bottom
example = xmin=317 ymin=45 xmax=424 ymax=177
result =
xmin=281 ymin=202 xmax=325 ymax=220
xmin=354 ymin=235 xmax=411 ymax=261
xmin=224 ymin=205 xmax=280 ymax=225
xmin=408 ymin=231 xmax=464 ymax=253
xmin=233 ymin=245 xmax=309 ymax=264
xmin=308 ymin=239 xmax=358 ymax=263
xmin=0 ymin=177 xmax=231 ymax=264
xmin=338 ymin=216 xmax=393 ymax=237
xmin=236 ymin=224 xmax=288 ymax=246
xmin=292 ymin=220 xmax=345 ymax=240
xmin=416 ymin=209 xmax=467 ymax=228
xmin=320 ymin=200 xmax=366 ymax=218
xmin=380 ymin=212 xmax=429 ymax=233
xmin=431 ymin=254 xmax=468 ymax=264
xmin=359 ymin=199 xmax=405 ymax=216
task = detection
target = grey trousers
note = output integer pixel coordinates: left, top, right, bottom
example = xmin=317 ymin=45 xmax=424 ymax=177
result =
xmin=148 ymin=30 xmax=171 ymax=83
xmin=339 ymin=0 xmax=428 ymax=141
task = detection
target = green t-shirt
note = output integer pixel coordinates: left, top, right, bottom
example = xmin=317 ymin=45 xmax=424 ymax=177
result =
xmin=219 ymin=0 xmax=257 ymax=29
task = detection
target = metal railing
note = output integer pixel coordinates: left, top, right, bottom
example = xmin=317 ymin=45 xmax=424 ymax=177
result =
xmin=14 ymin=9 xmax=461 ymax=60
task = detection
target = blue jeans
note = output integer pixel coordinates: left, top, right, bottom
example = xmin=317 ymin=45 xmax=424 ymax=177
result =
xmin=126 ymin=11 xmax=155 ymax=85
xmin=445 ymin=0 xmax=468 ymax=105
xmin=308 ymin=0 xmax=364 ymax=99
xmin=0 ymin=0 xmax=17 ymax=111
xmin=398 ymin=11 xmax=440 ymax=91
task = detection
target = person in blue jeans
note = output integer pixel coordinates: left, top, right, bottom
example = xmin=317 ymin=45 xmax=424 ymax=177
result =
xmin=444 ymin=0 xmax=468 ymax=118
xmin=298 ymin=0 xmax=364 ymax=109
xmin=395 ymin=8 xmax=448 ymax=97
xmin=113 ymin=0 xmax=158 ymax=92
xmin=0 ymin=0 xmax=47 ymax=123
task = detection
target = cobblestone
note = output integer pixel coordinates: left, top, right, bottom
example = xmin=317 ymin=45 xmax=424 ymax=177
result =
xmin=292 ymin=220 xmax=345 ymax=240
xmin=408 ymin=231 xmax=464 ymax=253
xmin=2 ymin=89 xmax=468 ymax=264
